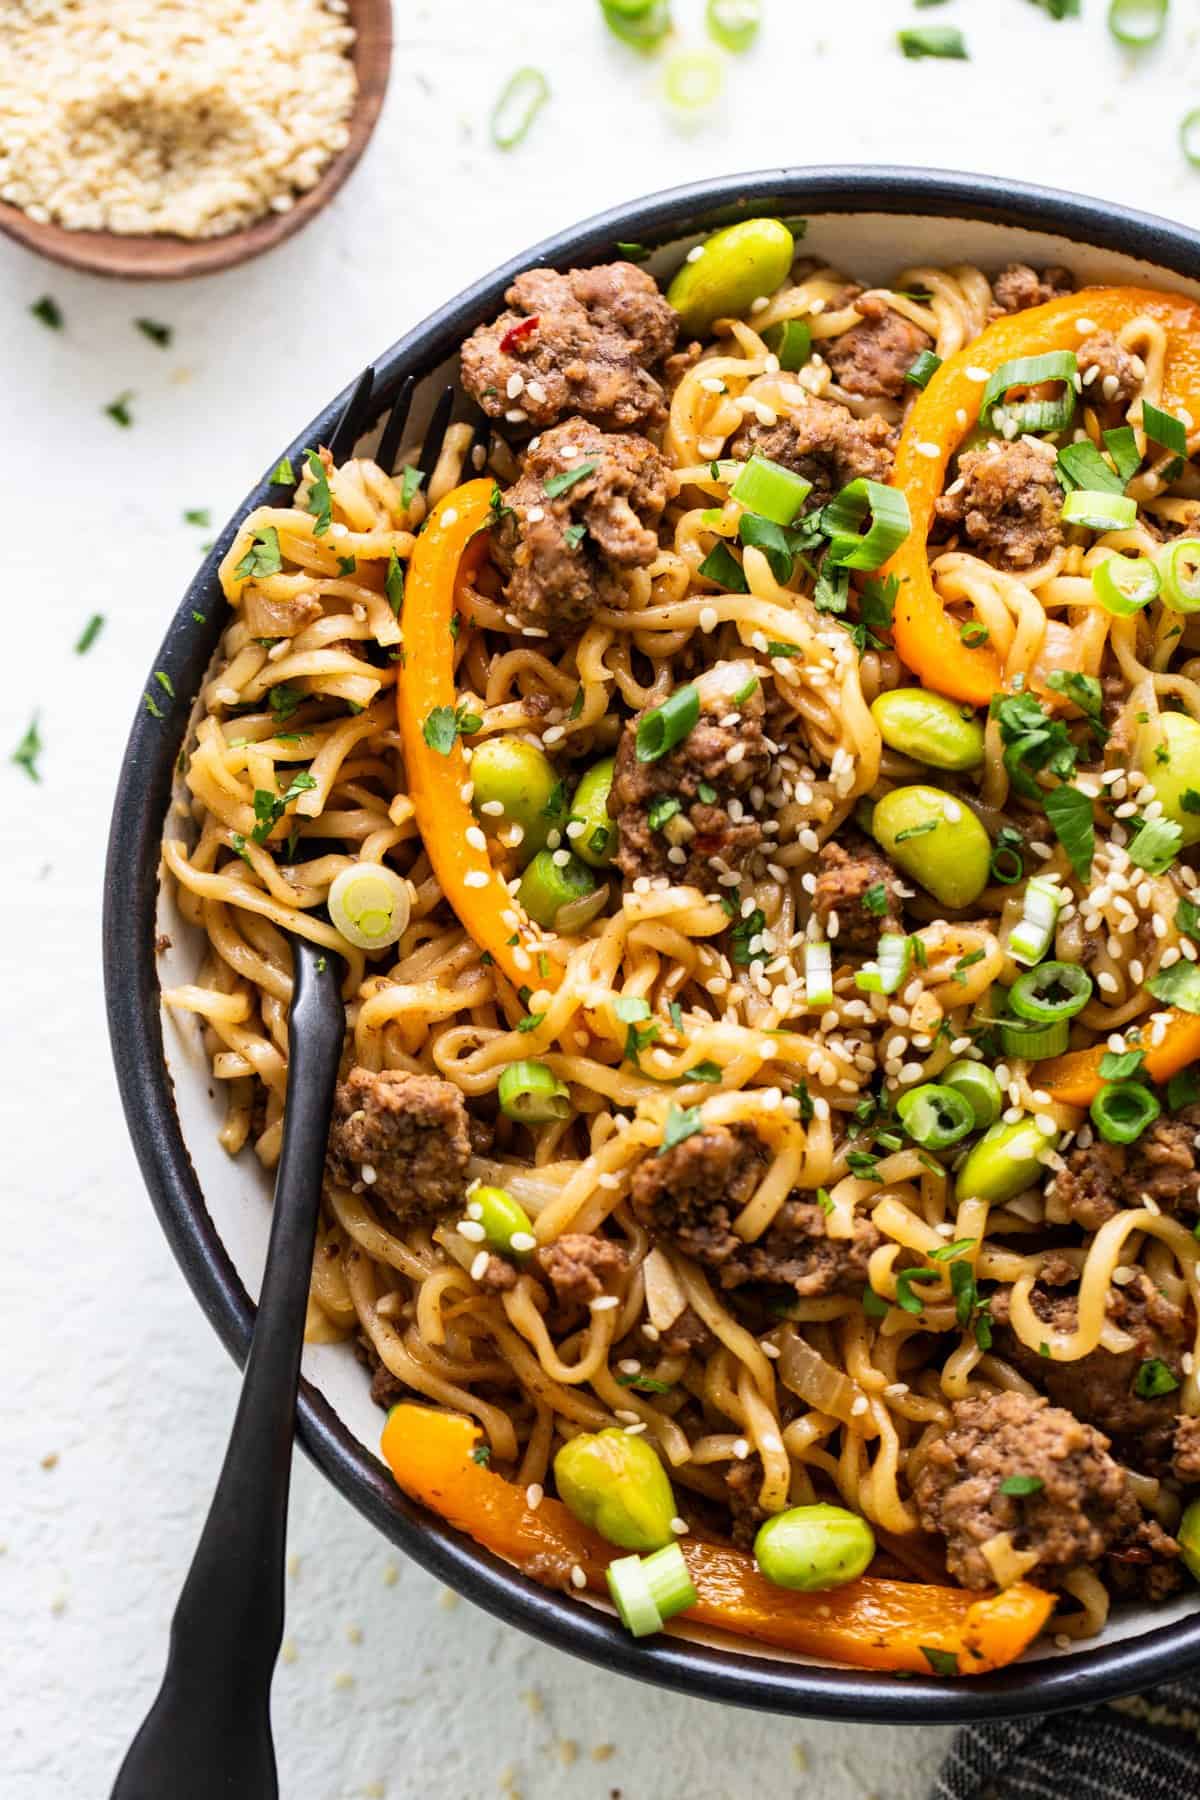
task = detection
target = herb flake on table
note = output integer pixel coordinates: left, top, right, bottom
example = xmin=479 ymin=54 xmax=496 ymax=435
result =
xmin=11 ymin=712 xmax=42 ymax=780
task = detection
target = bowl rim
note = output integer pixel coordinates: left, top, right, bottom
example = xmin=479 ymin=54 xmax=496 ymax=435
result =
xmin=104 ymin=164 xmax=1200 ymax=1722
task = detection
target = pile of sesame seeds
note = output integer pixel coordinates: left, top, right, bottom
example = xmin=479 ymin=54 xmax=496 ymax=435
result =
xmin=0 ymin=0 xmax=357 ymax=239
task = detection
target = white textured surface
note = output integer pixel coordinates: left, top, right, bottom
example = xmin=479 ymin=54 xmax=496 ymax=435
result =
xmin=4 ymin=2 xmax=1199 ymax=1794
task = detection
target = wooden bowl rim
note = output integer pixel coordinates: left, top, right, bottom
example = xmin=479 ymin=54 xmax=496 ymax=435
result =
xmin=0 ymin=0 xmax=392 ymax=281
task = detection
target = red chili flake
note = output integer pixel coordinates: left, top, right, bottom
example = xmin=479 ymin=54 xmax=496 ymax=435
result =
xmin=499 ymin=315 xmax=539 ymax=354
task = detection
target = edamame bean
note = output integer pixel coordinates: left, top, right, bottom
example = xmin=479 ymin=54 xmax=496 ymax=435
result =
xmin=516 ymin=848 xmax=595 ymax=927
xmin=470 ymin=736 xmax=563 ymax=862
xmin=870 ymin=688 xmax=985 ymax=772
xmin=554 ymin=1429 xmax=678 ymax=1551
xmin=1138 ymin=711 xmax=1200 ymax=847
xmin=568 ymin=757 xmax=616 ymax=868
xmin=1179 ymin=1498 xmax=1200 ymax=1583
xmin=470 ymin=1185 xmax=534 ymax=1257
xmin=942 ymin=1060 xmax=1002 ymax=1129
xmin=753 ymin=1503 xmax=875 ymax=1592
xmin=666 ymin=218 xmax=795 ymax=337
xmin=871 ymin=785 xmax=991 ymax=909
xmin=955 ymin=1117 xmax=1059 ymax=1205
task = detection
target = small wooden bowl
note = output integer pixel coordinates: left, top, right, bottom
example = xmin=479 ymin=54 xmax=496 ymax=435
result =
xmin=0 ymin=0 xmax=391 ymax=280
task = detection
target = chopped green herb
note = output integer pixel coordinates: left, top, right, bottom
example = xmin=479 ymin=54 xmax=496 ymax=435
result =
xmin=250 ymin=770 xmax=318 ymax=844
xmin=894 ymin=819 xmax=938 ymax=844
xmin=1133 ymin=1357 xmax=1180 ymax=1399
xmin=471 ymin=1445 xmax=492 ymax=1466
xmin=400 ymin=466 xmax=425 ymax=510
xmin=304 ymin=449 xmax=332 ymax=536
xmin=543 ymin=460 xmax=597 ymax=501
xmin=230 ymin=832 xmax=253 ymax=867
xmin=143 ymin=691 xmax=164 ymax=720
xmin=270 ymin=456 xmax=296 ymax=485
xmin=895 ymin=1268 xmax=941 ymax=1314
xmin=105 ymin=392 xmax=134 ymax=428
xmin=615 ymin=241 xmax=652 ymax=263
xmin=648 ymin=795 xmax=682 ymax=833
xmin=680 ymin=1060 xmax=722 ymax=1084
xmin=155 ymin=670 xmax=175 ymax=699
xmin=1169 ymin=1066 xmax=1200 ymax=1109
xmin=1099 ymin=1048 xmax=1146 ymax=1081
xmin=1046 ymin=670 xmax=1105 ymax=732
xmin=929 ymin=1238 xmax=977 ymax=1263
xmin=1043 ymin=783 xmax=1095 ymax=881
xmin=337 ymin=555 xmax=358 ymax=576
xmin=422 ymin=703 xmax=480 ymax=755
xmin=990 ymin=691 xmax=1079 ymax=798
xmin=862 ymin=1287 xmax=889 ymax=1320
xmin=1128 ymin=816 xmax=1182 ymax=875
xmin=999 ymin=1473 xmax=1045 ymax=1497
xmin=563 ymin=522 xmax=587 ymax=550
xmin=696 ymin=781 xmax=718 ymax=805
xmin=615 ymin=1373 xmax=674 ymax=1393
xmin=235 ymin=527 xmax=283 ymax=581
xmin=75 ymin=613 xmax=105 ymax=655
xmin=568 ymin=687 xmax=585 ymax=721
xmin=135 ymin=317 xmax=172 ymax=347
xmin=183 ymin=508 xmax=211 ymax=528
xmin=846 ymin=1150 xmax=881 ymax=1180
xmin=729 ymin=907 xmax=766 ymax=966
xmin=898 ymin=25 xmax=968 ymax=57
xmin=269 ymin=685 xmax=302 ymax=725
xmin=698 ymin=539 xmax=748 ymax=593
xmin=11 ymin=713 xmax=42 ymax=781
xmin=862 ymin=882 xmax=888 ymax=916
xmin=31 ymin=295 xmax=63 ymax=330
xmin=659 ymin=1103 xmax=703 ymax=1155
xmin=518 ymin=1012 xmax=546 ymax=1033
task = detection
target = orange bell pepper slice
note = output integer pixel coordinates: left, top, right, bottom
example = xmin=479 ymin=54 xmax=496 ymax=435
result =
xmin=380 ymin=1404 xmax=1054 ymax=1676
xmin=888 ymin=285 xmax=1200 ymax=708
xmin=398 ymin=479 xmax=553 ymax=993
xmin=1041 ymin=1010 xmax=1200 ymax=1107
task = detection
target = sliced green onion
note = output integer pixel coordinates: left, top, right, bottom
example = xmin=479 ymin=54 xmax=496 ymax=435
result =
xmin=498 ymin=1060 xmax=570 ymax=1123
xmin=1056 ymin=439 xmax=1126 ymax=495
xmin=980 ymin=351 xmax=1077 ymax=437
xmin=1182 ymin=108 xmax=1200 ymax=167
xmin=999 ymin=1016 xmax=1070 ymax=1060
xmin=1104 ymin=425 xmax=1142 ymax=485
xmin=905 ymin=349 xmax=942 ymax=390
xmin=1009 ymin=961 xmax=1093 ymax=1023
xmin=662 ymin=47 xmax=723 ymax=117
xmin=897 ymin=25 xmax=968 ymax=57
xmin=516 ymin=850 xmax=595 ymax=928
xmin=942 ymin=1060 xmax=1002 ymax=1129
xmin=731 ymin=454 xmax=812 ymax=526
xmin=606 ymin=1542 xmax=697 ymax=1637
xmin=706 ymin=0 xmax=761 ymax=52
xmin=600 ymin=0 xmax=671 ymax=47
xmin=896 ymin=1083 xmax=975 ymax=1150
xmin=698 ymin=540 xmax=748 ymax=593
xmin=1008 ymin=875 xmax=1063 ymax=966
xmin=805 ymin=942 xmax=833 ymax=1007
xmin=1092 ymin=553 xmax=1161 ymax=616
xmin=1061 ymin=489 xmax=1137 ymax=531
xmin=1158 ymin=537 xmax=1200 ymax=612
xmin=1108 ymin=0 xmax=1168 ymax=49
xmin=1142 ymin=398 xmax=1188 ymax=457
xmin=636 ymin=685 xmax=700 ymax=762
xmin=763 ymin=318 xmax=812 ymax=371
xmin=490 ymin=68 xmax=550 ymax=150
xmin=1090 ymin=1081 xmax=1161 ymax=1144
xmin=328 ymin=863 xmax=411 ymax=949
xmin=854 ymin=933 xmax=912 ymax=996
xmin=822 ymin=479 xmax=912 ymax=571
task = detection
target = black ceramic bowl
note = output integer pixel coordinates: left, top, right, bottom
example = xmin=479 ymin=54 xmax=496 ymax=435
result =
xmin=104 ymin=167 xmax=1200 ymax=1722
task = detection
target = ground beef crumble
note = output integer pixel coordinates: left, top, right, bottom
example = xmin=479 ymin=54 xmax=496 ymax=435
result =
xmin=991 ymin=1271 xmax=1189 ymax=1471
xmin=913 ymin=1390 xmax=1139 ymax=1590
xmin=824 ymin=294 xmax=934 ymax=400
xmin=536 ymin=1233 xmax=627 ymax=1306
xmin=990 ymin=263 xmax=1076 ymax=315
xmin=630 ymin=1123 xmax=880 ymax=1296
xmin=935 ymin=437 xmax=1064 ymax=570
xmin=492 ymin=416 xmax=669 ymax=636
xmin=325 ymin=1066 xmax=471 ymax=1225
xmin=810 ymin=829 xmax=906 ymax=953
xmin=609 ymin=665 xmax=771 ymax=886
xmin=730 ymin=396 xmax=896 ymax=512
xmin=1173 ymin=1415 xmax=1200 ymax=1484
xmin=1077 ymin=331 xmax=1141 ymax=412
xmin=1052 ymin=1106 xmax=1200 ymax=1229
xmin=460 ymin=261 xmax=678 ymax=433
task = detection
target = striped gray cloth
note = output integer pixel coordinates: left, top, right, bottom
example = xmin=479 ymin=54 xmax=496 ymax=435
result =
xmin=932 ymin=1681 xmax=1200 ymax=1800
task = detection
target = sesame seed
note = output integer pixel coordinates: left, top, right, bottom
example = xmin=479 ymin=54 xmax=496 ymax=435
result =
xmin=458 ymin=1219 xmax=486 ymax=1242
xmin=590 ymin=1294 xmax=619 ymax=1311
xmin=470 ymin=1251 xmax=489 ymax=1281
xmin=761 ymin=1433 xmax=784 ymax=1454
xmin=463 ymin=869 xmax=489 ymax=889
xmin=570 ymin=1565 xmax=587 ymax=1589
xmin=510 ymin=1231 xmax=537 ymax=1253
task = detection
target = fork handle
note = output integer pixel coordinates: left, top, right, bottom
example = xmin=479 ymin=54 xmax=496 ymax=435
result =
xmin=111 ymin=941 xmax=344 ymax=1800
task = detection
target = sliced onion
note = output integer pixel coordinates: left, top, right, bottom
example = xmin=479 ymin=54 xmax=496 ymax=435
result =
xmin=776 ymin=1325 xmax=879 ymax=1436
xmin=555 ymin=880 xmax=610 ymax=934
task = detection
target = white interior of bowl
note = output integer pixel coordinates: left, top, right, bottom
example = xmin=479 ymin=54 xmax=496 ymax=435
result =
xmin=157 ymin=207 xmax=1200 ymax=1666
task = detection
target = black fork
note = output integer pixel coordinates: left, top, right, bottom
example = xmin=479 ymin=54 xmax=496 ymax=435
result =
xmin=110 ymin=367 xmax=457 ymax=1800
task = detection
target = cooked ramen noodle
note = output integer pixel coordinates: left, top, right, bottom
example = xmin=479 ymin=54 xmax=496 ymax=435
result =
xmin=164 ymin=223 xmax=1200 ymax=1671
